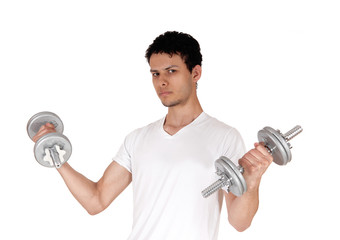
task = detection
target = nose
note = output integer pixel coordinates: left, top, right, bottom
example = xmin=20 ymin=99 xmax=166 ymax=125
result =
xmin=159 ymin=75 xmax=168 ymax=88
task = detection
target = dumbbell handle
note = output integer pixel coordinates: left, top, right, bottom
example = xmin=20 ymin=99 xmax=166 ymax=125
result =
xmin=282 ymin=125 xmax=303 ymax=142
xmin=202 ymin=176 xmax=231 ymax=198
xmin=48 ymin=145 xmax=62 ymax=168
xmin=202 ymin=166 xmax=242 ymax=198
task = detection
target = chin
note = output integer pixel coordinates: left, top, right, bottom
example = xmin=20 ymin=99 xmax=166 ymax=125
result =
xmin=161 ymin=100 xmax=181 ymax=108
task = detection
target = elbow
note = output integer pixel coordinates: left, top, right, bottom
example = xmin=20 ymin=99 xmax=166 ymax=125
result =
xmin=86 ymin=203 xmax=106 ymax=216
xmin=87 ymin=209 xmax=101 ymax=216
xmin=85 ymin=190 xmax=107 ymax=216
xmin=228 ymin=217 xmax=252 ymax=232
xmin=232 ymin=223 xmax=251 ymax=232
xmin=85 ymin=200 xmax=106 ymax=216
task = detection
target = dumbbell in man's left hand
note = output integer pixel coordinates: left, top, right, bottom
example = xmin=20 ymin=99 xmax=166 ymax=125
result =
xmin=238 ymin=143 xmax=274 ymax=192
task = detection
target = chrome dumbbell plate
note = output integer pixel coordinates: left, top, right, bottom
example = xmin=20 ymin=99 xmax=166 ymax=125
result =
xmin=216 ymin=157 xmax=247 ymax=197
xmin=27 ymin=111 xmax=64 ymax=140
xmin=34 ymin=132 xmax=72 ymax=168
xmin=258 ymin=127 xmax=292 ymax=165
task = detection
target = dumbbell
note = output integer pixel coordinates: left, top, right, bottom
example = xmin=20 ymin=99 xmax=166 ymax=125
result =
xmin=201 ymin=125 xmax=303 ymax=198
xmin=27 ymin=111 xmax=72 ymax=168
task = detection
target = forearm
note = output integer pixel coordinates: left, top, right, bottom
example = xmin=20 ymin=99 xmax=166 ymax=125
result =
xmin=57 ymin=163 xmax=102 ymax=215
xmin=226 ymin=187 xmax=259 ymax=232
xmin=226 ymin=143 xmax=273 ymax=231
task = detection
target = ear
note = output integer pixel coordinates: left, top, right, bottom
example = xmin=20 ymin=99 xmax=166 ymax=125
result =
xmin=191 ymin=65 xmax=202 ymax=84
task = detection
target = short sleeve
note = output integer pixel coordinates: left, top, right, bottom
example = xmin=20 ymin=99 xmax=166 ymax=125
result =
xmin=113 ymin=135 xmax=132 ymax=173
xmin=223 ymin=128 xmax=246 ymax=165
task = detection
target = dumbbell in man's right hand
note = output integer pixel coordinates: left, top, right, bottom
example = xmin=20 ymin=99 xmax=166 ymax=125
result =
xmin=27 ymin=111 xmax=72 ymax=168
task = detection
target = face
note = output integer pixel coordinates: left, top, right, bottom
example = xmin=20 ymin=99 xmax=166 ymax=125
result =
xmin=149 ymin=53 xmax=201 ymax=108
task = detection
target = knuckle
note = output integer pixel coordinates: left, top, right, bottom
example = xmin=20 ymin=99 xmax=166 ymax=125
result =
xmin=255 ymin=144 xmax=263 ymax=150
xmin=262 ymin=161 xmax=269 ymax=169
xmin=248 ymin=151 xmax=257 ymax=158
xmin=268 ymin=155 xmax=274 ymax=162
xmin=242 ymin=153 xmax=251 ymax=160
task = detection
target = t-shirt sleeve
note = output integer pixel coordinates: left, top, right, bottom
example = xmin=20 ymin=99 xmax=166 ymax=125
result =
xmin=113 ymin=134 xmax=133 ymax=173
xmin=223 ymin=128 xmax=246 ymax=165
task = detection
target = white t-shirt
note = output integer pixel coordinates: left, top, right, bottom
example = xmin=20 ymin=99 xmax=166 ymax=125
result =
xmin=114 ymin=112 xmax=246 ymax=240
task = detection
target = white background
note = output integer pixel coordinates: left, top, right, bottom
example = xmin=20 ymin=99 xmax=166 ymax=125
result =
xmin=1 ymin=0 xmax=339 ymax=239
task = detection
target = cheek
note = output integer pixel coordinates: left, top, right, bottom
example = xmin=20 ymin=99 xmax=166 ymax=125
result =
xmin=183 ymin=75 xmax=194 ymax=90
xmin=177 ymin=79 xmax=193 ymax=96
xmin=152 ymin=78 xmax=158 ymax=89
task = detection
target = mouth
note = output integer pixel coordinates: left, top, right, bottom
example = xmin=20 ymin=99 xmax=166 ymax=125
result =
xmin=159 ymin=91 xmax=172 ymax=97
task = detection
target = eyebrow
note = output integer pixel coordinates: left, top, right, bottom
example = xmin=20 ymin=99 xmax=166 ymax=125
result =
xmin=150 ymin=65 xmax=179 ymax=72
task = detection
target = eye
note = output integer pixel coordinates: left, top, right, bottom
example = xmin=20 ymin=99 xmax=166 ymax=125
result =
xmin=152 ymin=72 xmax=159 ymax=77
xmin=168 ymin=69 xmax=176 ymax=74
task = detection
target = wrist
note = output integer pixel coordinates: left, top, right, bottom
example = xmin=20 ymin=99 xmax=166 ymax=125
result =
xmin=244 ymin=177 xmax=261 ymax=194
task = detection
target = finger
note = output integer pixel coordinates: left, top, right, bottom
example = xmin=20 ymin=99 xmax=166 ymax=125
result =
xmin=32 ymin=134 xmax=41 ymax=143
xmin=238 ymin=156 xmax=254 ymax=170
xmin=254 ymin=142 xmax=266 ymax=147
xmin=246 ymin=148 xmax=274 ymax=169
xmin=239 ymin=153 xmax=264 ymax=176
xmin=33 ymin=131 xmax=48 ymax=142
xmin=40 ymin=123 xmax=56 ymax=132
xmin=37 ymin=124 xmax=47 ymax=132
xmin=254 ymin=142 xmax=271 ymax=156
xmin=33 ymin=124 xmax=56 ymax=142
xmin=45 ymin=123 xmax=56 ymax=129
xmin=242 ymin=151 xmax=260 ymax=166
xmin=248 ymin=149 xmax=266 ymax=162
xmin=254 ymin=144 xmax=274 ymax=164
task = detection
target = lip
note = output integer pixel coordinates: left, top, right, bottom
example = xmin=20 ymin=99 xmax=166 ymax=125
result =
xmin=159 ymin=91 xmax=172 ymax=97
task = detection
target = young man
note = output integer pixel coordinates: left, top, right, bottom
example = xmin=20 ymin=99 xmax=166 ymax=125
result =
xmin=33 ymin=31 xmax=273 ymax=240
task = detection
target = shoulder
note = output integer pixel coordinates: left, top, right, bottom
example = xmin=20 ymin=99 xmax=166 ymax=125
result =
xmin=203 ymin=113 xmax=241 ymax=137
xmin=125 ymin=117 xmax=163 ymax=141
xmin=204 ymin=114 xmax=246 ymax=160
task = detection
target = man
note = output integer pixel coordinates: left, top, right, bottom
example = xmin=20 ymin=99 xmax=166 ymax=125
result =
xmin=33 ymin=31 xmax=273 ymax=239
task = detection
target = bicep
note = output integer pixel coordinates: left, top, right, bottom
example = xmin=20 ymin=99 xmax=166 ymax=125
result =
xmin=97 ymin=161 xmax=132 ymax=208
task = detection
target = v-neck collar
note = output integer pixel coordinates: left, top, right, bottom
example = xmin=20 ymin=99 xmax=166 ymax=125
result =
xmin=160 ymin=112 xmax=207 ymax=138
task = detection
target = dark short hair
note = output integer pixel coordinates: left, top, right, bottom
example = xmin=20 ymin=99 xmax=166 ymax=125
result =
xmin=145 ymin=31 xmax=203 ymax=72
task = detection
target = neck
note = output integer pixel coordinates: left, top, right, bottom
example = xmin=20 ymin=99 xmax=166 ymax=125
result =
xmin=164 ymin=96 xmax=203 ymax=135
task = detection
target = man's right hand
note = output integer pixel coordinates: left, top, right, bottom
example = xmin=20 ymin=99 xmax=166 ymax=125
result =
xmin=32 ymin=123 xmax=56 ymax=143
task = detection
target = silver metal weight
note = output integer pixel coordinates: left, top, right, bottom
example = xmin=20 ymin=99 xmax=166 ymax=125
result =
xmin=27 ymin=112 xmax=72 ymax=168
xmin=27 ymin=112 xmax=64 ymax=140
xmin=202 ymin=125 xmax=303 ymax=198
xmin=202 ymin=157 xmax=247 ymax=197
xmin=258 ymin=125 xmax=303 ymax=165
